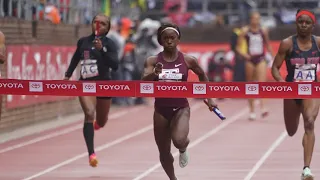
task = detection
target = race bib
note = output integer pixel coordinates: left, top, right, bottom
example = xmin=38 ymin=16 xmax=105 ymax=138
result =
xmin=158 ymin=68 xmax=182 ymax=82
xmin=248 ymin=33 xmax=264 ymax=55
xmin=294 ymin=69 xmax=315 ymax=82
xmin=80 ymin=59 xmax=99 ymax=79
xmin=158 ymin=72 xmax=183 ymax=81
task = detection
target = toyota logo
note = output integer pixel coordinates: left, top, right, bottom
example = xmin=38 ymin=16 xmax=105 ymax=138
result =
xmin=85 ymin=85 xmax=94 ymax=89
xmin=300 ymin=86 xmax=309 ymax=91
xmin=195 ymin=86 xmax=204 ymax=91
xmin=31 ymin=84 xmax=40 ymax=88
xmin=143 ymin=85 xmax=151 ymax=90
xmin=247 ymin=86 xmax=257 ymax=91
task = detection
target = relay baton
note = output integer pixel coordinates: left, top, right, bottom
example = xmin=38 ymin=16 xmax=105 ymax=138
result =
xmin=203 ymin=99 xmax=226 ymax=120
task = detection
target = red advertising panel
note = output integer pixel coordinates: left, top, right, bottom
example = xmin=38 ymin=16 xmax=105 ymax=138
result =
xmin=6 ymin=45 xmax=77 ymax=109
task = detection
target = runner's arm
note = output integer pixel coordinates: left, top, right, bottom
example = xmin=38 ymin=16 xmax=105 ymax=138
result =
xmin=186 ymin=55 xmax=209 ymax=82
xmin=65 ymin=38 xmax=83 ymax=78
xmin=0 ymin=31 xmax=6 ymax=64
xmin=271 ymin=39 xmax=291 ymax=82
xmin=141 ymin=56 xmax=158 ymax=81
xmin=185 ymin=55 xmax=218 ymax=107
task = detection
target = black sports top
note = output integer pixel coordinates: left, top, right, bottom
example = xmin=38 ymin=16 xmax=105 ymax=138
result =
xmin=65 ymin=33 xmax=119 ymax=80
xmin=285 ymin=35 xmax=320 ymax=82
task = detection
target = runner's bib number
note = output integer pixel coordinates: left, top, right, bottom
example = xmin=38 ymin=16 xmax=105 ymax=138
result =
xmin=158 ymin=73 xmax=183 ymax=81
xmin=294 ymin=69 xmax=315 ymax=82
xmin=158 ymin=68 xmax=183 ymax=82
xmin=80 ymin=59 xmax=99 ymax=79
xmin=248 ymin=34 xmax=264 ymax=55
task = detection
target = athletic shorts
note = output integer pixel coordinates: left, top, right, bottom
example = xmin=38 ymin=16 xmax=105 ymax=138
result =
xmin=294 ymin=99 xmax=302 ymax=106
xmin=155 ymin=106 xmax=189 ymax=121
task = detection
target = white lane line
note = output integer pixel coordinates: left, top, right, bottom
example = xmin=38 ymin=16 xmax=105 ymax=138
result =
xmin=243 ymin=131 xmax=287 ymax=180
xmin=0 ymin=107 xmax=144 ymax=154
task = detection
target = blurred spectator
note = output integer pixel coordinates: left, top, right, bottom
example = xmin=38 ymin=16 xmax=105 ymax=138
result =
xmin=44 ymin=2 xmax=61 ymax=24
xmin=207 ymin=49 xmax=232 ymax=83
xmin=231 ymin=23 xmax=246 ymax=82
xmin=214 ymin=14 xmax=225 ymax=27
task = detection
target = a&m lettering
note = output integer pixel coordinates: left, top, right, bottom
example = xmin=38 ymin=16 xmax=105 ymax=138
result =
xmin=290 ymin=58 xmax=305 ymax=65
xmin=307 ymin=57 xmax=320 ymax=64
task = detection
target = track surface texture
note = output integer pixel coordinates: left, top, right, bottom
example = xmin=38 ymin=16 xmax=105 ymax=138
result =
xmin=0 ymin=98 xmax=319 ymax=180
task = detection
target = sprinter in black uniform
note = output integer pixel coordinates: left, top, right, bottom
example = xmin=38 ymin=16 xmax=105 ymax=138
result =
xmin=272 ymin=9 xmax=320 ymax=180
xmin=64 ymin=13 xmax=119 ymax=168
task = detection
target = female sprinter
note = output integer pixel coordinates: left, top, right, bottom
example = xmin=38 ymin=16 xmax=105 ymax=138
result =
xmin=64 ymin=14 xmax=118 ymax=167
xmin=142 ymin=23 xmax=218 ymax=180
xmin=237 ymin=11 xmax=274 ymax=120
xmin=271 ymin=9 xmax=319 ymax=180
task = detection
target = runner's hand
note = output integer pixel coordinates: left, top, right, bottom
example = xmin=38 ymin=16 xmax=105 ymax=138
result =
xmin=153 ymin=62 xmax=163 ymax=75
xmin=93 ymin=38 xmax=103 ymax=50
xmin=203 ymin=99 xmax=218 ymax=111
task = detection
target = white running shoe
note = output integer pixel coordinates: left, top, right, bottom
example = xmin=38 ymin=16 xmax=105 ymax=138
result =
xmin=301 ymin=167 xmax=314 ymax=180
xmin=179 ymin=150 xmax=189 ymax=168
xmin=249 ymin=113 xmax=256 ymax=121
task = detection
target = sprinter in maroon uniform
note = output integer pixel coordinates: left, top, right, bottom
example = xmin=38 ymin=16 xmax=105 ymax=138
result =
xmin=142 ymin=23 xmax=218 ymax=180
xmin=237 ymin=11 xmax=274 ymax=121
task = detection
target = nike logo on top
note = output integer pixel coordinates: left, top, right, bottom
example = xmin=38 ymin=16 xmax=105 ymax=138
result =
xmin=175 ymin=64 xmax=182 ymax=67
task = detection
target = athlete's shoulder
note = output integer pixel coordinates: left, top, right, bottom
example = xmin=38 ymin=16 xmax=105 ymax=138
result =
xmin=146 ymin=55 xmax=158 ymax=64
xmin=182 ymin=52 xmax=197 ymax=62
xmin=103 ymin=36 xmax=116 ymax=44
xmin=278 ymin=36 xmax=293 ymax=52
xmin=76 ymin=35 xmax=90 ymax=46
xmin=240 ymin=26 xmax=249 ymax=34
xmin=281 ymin=36 xmax=294 ymax=45
xmin=312 ymin=35 xmax=320 ymax=46
xmin=78 ymin=35 xmax=91 ymax=41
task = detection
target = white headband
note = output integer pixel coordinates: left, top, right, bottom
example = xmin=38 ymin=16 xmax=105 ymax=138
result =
xmin=161 ymin=27 xmax=180 ymax=35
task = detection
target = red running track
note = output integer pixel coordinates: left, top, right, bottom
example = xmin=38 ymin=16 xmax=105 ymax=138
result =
xmin=0 ymin=99 xmax=319 ymax=180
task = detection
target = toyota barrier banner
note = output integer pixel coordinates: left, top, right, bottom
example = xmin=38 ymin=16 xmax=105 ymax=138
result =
xmin=6 ymin=45 xmax=76 ymax=109
xmin=0 ymin=79 xmax=318 ymax=99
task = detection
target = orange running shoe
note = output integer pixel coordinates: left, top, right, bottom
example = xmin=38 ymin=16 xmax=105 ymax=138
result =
xmin=89 ymin=153 xmax=98 ymax=167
